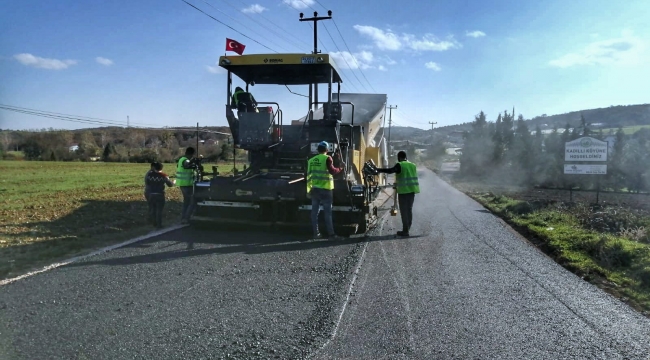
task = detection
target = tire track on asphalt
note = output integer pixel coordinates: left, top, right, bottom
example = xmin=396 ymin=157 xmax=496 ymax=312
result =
xmin=309 ymin=209 xmax=392 ymax=358
xmin=378 ymin=239 xmax=416 ymax=353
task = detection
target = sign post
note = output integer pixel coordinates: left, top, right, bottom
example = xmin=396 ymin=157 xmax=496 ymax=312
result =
xmin=564 ymin=137 xmax=608 ymax=204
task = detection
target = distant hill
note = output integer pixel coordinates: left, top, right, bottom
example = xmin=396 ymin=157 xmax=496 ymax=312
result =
xmin=383 ymin=103 xmax=650 ymax=144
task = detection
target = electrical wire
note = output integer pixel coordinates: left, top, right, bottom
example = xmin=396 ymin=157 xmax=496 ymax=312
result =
xmin=223 ymin=0 xmax=312 ymax=50
xmin=285 ymin=3 xmax=361 ymax=93
xmin=181 ymin=0 xmax=278 ymax=53
xmin=0 ymin=105 xmax=155 ymax=128
xmin=0 ymin=104 xmax=234 ymax=135
xmin=321 ymin=22 xmax=365 ymax=92
xmin=308 ymin=0 xmax=378 ymax=93
xmin=332 ymin=19 xmax=376 ymax=93
xmin=199 ymin=0 xmax=294 ymax=53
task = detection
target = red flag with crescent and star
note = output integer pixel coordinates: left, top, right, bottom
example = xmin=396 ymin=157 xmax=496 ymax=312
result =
xmin=226 ymin=38 xmax=245 ymax=55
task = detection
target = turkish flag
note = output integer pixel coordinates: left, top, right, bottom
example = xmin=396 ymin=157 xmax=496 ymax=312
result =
xmin=226 ymin=38 xmax=245 ymax=55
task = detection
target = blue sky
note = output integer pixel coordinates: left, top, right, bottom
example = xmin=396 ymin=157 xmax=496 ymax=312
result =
xmin=1 ymin=0 xmax=649 ymax=131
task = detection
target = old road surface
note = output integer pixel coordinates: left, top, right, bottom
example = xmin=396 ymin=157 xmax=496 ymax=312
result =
xmin=2 ymin=168 xmax=650 ymax=360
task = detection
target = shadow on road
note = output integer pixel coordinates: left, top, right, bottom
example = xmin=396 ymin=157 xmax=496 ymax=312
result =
xmin=65 ymin=226 xmax=426 ymax=268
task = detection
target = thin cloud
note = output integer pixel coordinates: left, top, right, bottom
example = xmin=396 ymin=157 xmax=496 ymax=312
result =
xmin=14 ymin=53 xmax=77 ymax=70
xmin=353 ymin=25 xmax=461 ymax=52
xmin=331 ymin=51 xmax=374 ymax=70
xmin=95 ymin=57 xmax=114 ymax=66
xmin=206 ymin=63 xmax=226 ymax=74
xmin=425 ymin=62 xmax=441 ymax=71
xmin=549 ymin=31 xmax=646 ymax=68
xmin=282 ymin=0 xmax=314 ymax=10
xmin=330 ymin=50 xmax=397 ymax=72
xmin=242 ymin=4 xmax=267 ymax=14
xmin=466 ymin=30 xmax=486 ymax=38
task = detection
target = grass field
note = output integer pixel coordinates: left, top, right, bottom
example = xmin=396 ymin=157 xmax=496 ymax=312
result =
xmin=600 ymin=125 xmax=650 ymax=135
xmin=0 ymin=160 xmax=246 ymax=280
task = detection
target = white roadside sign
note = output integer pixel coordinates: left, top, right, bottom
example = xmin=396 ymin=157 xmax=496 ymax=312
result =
xmin=564 ymin=164 xmax=607 ymax=175
xmin=565 ymin=136 xmax=608 ymax=162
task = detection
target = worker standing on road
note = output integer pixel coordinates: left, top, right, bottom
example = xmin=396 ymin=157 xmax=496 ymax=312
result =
xmin=176 ymin=147 xmax=197 ymax=224
xmin=373 ymin=150 xmax=420 ymax=237
xmin=145 ymin=162 xmax=175 ymax=229
xmin=307 ymin=141 xmax=344 ymax=240
xmin=144 ymin=162 xmax=156 ymax=224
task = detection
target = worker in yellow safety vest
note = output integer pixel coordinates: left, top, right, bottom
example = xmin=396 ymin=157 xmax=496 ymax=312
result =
xmin=306 ymin=141 xmax=344 ymax=240
xmin=373 ymin=151 xmax=420 ymax=237
xmin=230 ymin=86 xmax=259 ymax=117
xmin=176 ymin=146 xmax=196 ymax=224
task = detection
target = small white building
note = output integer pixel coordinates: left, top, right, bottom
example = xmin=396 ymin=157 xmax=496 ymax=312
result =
xmin=69 ymin=144 xmax=79 ymax=152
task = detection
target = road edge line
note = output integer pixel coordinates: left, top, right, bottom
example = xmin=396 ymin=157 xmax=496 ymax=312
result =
xmin=0 ymin=224 xmax=189 ymax=287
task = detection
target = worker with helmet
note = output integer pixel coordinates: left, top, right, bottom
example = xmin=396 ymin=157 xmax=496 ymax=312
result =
xmin=373 ymin=150 xmax=420 ymax=237
xmin=176 ymin=146 xmax=197 ymax=224
xmin=307 ymin=141 xmax=344 ymax=240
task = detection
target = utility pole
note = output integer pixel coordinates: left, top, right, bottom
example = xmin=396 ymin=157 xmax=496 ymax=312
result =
xmin=429 ymin=121 xmax=437 ymax=144
xmin=300 ymin=10 xmax=332 ymax=112
xmin=126 ymin=115 xmax=130 ymax=163
xmin=387 ymin=105 xmax=397 ymax=156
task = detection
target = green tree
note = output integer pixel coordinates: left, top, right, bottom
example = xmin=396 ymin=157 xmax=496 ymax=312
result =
xmin=459 ymin=111 xmax=495 ymax=178
xmin=621 ymin=139 xmax=650 ymax=192
xmin=607 ymin=127 xmax=626 ymax=190
xmin=219 ymin=143 xmax=233 ymax=161
xmin=580 ymin=114 xmax=591 ymax=136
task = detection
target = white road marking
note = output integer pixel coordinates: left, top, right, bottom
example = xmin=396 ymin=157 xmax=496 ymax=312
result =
xmin=0 ymin=224 xmax=188 ymax=287
xmin=310 ymin=210 xmax=392 ymax=357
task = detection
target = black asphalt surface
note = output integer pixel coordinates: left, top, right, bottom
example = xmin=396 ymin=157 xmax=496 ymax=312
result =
xmin=1 ymin=168 xmax=650 ymax=359
xmin=313 ymin=169 xmax=650 ymax=359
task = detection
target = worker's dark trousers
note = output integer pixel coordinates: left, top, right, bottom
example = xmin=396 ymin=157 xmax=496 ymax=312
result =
xmin=311 ymin=188 xmax=335 ymax=236
xmin=148 ymin=193 xmax=165 ymax=228
xmin=398 ymin=192 xmax=415 ymax=233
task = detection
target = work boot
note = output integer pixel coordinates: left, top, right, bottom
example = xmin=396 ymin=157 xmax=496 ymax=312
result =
xmin=396 ymin=231 xmax=410 ymax=237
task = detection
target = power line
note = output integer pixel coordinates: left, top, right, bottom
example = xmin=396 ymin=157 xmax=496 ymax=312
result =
xmin=1 ymin=105 xmax=235 ymax=135
xmin=298 ymin=1 xmax=369 ymax=92
xmin=202 ymin=0 xmax=296 ymax=50
xmin=230 ymin=0 xmax=311 ymax=49
xmin=0 ymin=104 xmax=230 ymax=135
xmin=311 ymin=1 xmax=376 ymax=92
xmin=0 ymin=104 xmax=157 ymax=128
xmin=286 ymin=6 xmax=361 ymax=93
xmin=323 ymin=24 xmax=366 ymax=91
xmin=331 ymin=19 xmax=376 ymax=93
xmin=200 ymin=0 xmax=295 ymax=53
xmin=181 ymin=0 xmax=278 ymax=53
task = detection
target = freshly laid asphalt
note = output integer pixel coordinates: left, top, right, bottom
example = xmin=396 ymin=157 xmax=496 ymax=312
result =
xmin=1 ymin=168 xmax=650 ymax=359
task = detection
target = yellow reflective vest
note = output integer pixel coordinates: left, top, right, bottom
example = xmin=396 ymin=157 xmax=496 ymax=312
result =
xmin=176 ymin=157 xmax=194 ymax=187
xmin=307 ymin=154 xmax=334 ymax=192
xmin=395 ymin=160 xmax=420 ymax=194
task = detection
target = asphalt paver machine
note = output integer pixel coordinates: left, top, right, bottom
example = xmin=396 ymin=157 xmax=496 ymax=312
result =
xmin=190 ymin=52 xmax=390 ymax=235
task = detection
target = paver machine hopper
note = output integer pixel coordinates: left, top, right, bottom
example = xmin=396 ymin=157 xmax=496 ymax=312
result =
xmin=190 ymin=52 xmax=390 ymax=235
